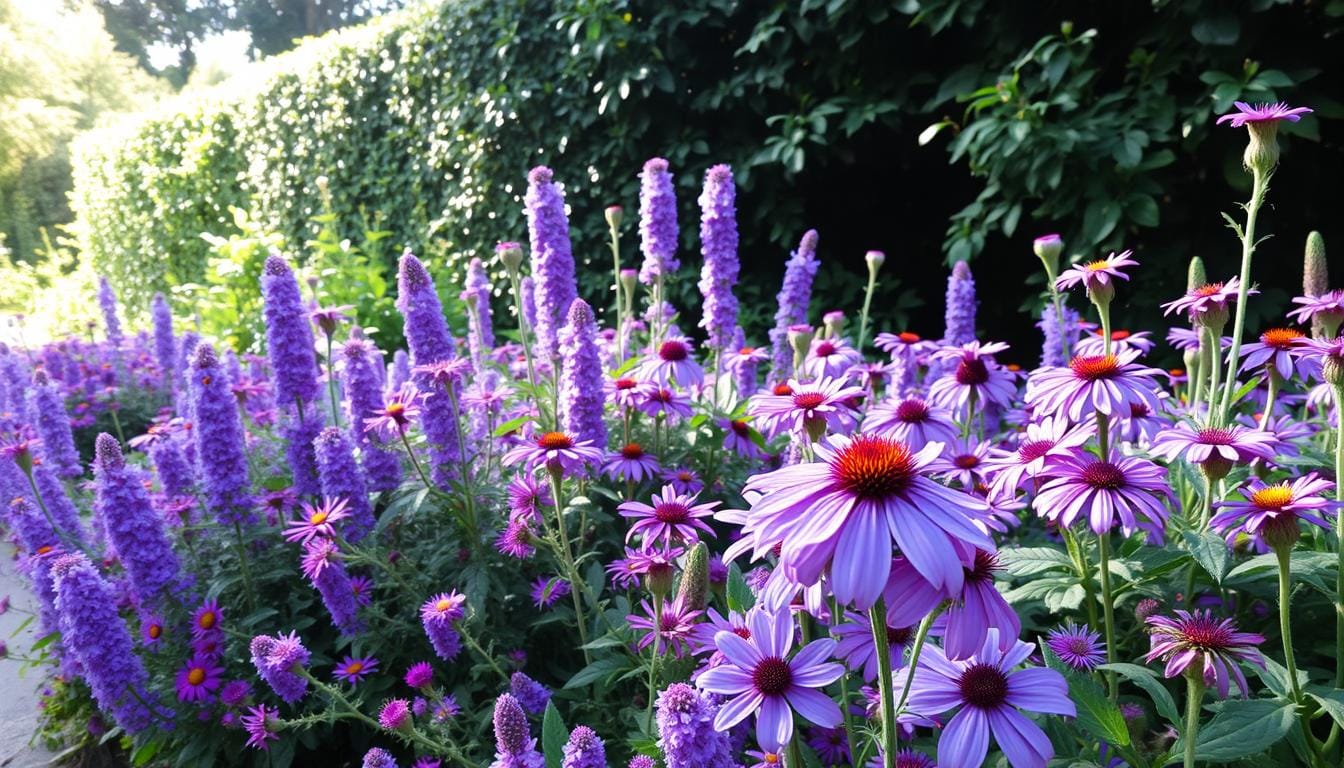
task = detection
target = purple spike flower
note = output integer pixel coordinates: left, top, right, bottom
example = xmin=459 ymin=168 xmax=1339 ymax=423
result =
xmin=525 ymin=166 xmax=579 ymax=362
xmin=93 ymin=433 xmax=181 ymax=602
xmin=510 ymin=671 xmax=550 ymax=715
xmin=492 ymin=693 xmax=545 ymax=768
xmin=51 ymin=553 xmax=166 ymax=732
xmin=558 ymin=299 xmax=607 ymax=448
xmin=638 ymin=157 xmax=679 ymax=285
xmin=313 ymin=427 xmax=376 ymax=541
xmin=1037 ymin=302 xmax=1080 ymax=368
xmin=768 ymin=230 xmax=820 ymax=382
xmin=463 ymin=257 xmax=495 ymax=367
xmin=944 ymin=260 xmax=977 ymax=346
xmin=261 ymin=254 xmax=320 ymax=407
xmin=520 ymin=276 xmax=539 ymax=339
xmin=397 ymin=251 xmax=462 ymax=486
xmin=150 ymin=438 xmax=195 ymax=498
xmin=30 ymin=369 xmax=81 ymax=478
xmin=388 ymin=349 xmax=411 ymax=395
xmin=190 ymin=344 xmax=253 ymax=524
xmin=33 ymin=464 xmax=84 ymax=547
xmin=151 ymin=292 xmax=175 ymax=391
xmin=249 ymin=631 xmax=310 ymax=704
xmin=300 ymin=539 xmax=363 ymax=635
xmin=175 ymin=331 xmax=200 ymax=416
xmin=656 ymin=683 xmax=736 ymax=768
xmin=697 ymin=164 xmax=740 ymax=356
xmin=341 ymin=336 xmax=402 ymax=492
xmin=96 ymin=276 xmax=123 ymax=346
xmin=562 ymin=725 xmax=605 ymax=768
xmin=283 ymin=408 xmax=323 ymax=497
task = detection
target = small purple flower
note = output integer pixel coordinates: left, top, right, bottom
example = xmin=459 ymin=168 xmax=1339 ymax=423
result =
xmin=363 ymin=747 xmax=399 ymax=768
xmin=379 ymin=698 xmax=412 ymax=731
xmin=405 ymin=661 xmax=434 ymax=689
xmin=1161 ymin=277 xmax=1255 ymax=322
xmin=1239 ymin=327 xmax=1313 ymax=381
xmin=769 ymin=230 xmax=820 ymax=383
xmin=1211 ymin=475 xmax=1337 ymax=550
xmin=1216 ymin=101 xmax=1312 ymax=127
xmin=531 ymin=576 xmax=570 ymax=610
xmin=1044 ymin=622 xmax=1106 ymax=671
xmin=249 ymin=632 xmax=310 ymax=704
xmin=1033 ymin=451 xmax=1173 ymax=542
xmin=698 ymin=164 xmax=740 ymax=355
xmin=421 ymin=592 xmax=465 ymax=661
xmin=242 ymin=704 xmax=280 ymax=750
xmin=502 ymin=431 xmax=604 ymax=477
xmin=943 ymin=260 xmax=977 ymax=347
xmin=176 ymin=655 xmax=224 ymax=702
xmin=619 ymin=484 xmax=719 ymax=550
xmin=510 ymin=672 xmax=551 ymax=715
xmin=558 ymin=299 xmax=607 ymax=447
xmin=1144 ymin=610 xmax=1265 ymax=698
xmin=526 ymin=167 xmax=579 ymax=362
xmin=1149 ymin=422 xmax=1279 ymax=473
xmin=492 ymin=693 xmax=545 ymax=768
xmin=334 ymin=656 xmax=379 ymax=685
xmin=655 ymin=682 xmax=735 ymax=768
xmin=1055 ymin=251 xmax=1138 ymax=295
xmin=562 ymin=725 xmax=605 ymax=768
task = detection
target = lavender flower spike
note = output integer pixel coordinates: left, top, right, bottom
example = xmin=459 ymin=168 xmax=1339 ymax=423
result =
xmin=562 ymin=725 xmax=606 ymax=768
xmin=396 ymin=251 xmax=462 ymax=485
xmin=150 ymin=437 xmax=195 ymax=498
xmin=656 ymin=683 xmax=735 ymax=768
xmin=190 ymin=343 xmax=253 ymax=524
xmin=341 ymin=336 xmax=402 ymax=491
xmin=463 ymin=257 xmax=496 ymax=366
xmin=261 ymin=253 xmax=321 ymax=407
xmin=944 ymin=260 xmax=977 ymax=346
xmin=51 ymin=553 xmax=167 ymax=732
xmin=697 ymin=164 xmax=740 ymax=355
xmin=769 ymin=230 xmax=820 ymax=382
xmin=93 ymin=433 xmax=182 ymax=602
xmin=313 ymin=427 xmax=376 ymax=541
xmin=559 ymin=299 xmax=608 ymax=448
xmin=96 ymin=276 xmax=123 ymax=346
xmin=491 ymin=693 xmax=544 ymax=768
xmin=639 ymin=157 xmax=679 ymax=285
xmin=525 ymin=166 xmax=579 ymax=361
xmin=151 ymin=292 xmax=175 ymax=392
xmin=29 ymin=369 xmax=81 ymax=478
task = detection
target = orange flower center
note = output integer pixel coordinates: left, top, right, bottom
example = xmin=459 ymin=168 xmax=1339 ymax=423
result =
xmin=148 ymin=624 xmax=162 ymax=639
xmin=310 ymin=511 xmax=329 ymax=525
xmin=198 ymin=612 xmax=216 ymax=630
xmin=345 ymin=661 xmax=364 ymax=674
xmin=187 ymin=668 xmax=207 ymax=686
xmin=435 ymin=598 xmax=454 ymax=613
xmin=772 ymin=383 xmax=793 ymax=396
xmin=1069 ymin=354 xmax=1121 ymax=381
xmin=897 ymin=332 xmax=920 ymax=343
xmin=1260 ymin=328 xmax=1304 ymax=349
xmin=537 ymin=432 xmax=574 ymax=450
xmin=1084 ymin=260 xmax=1109 ymax=272
xmin=1250 ymin=484 xmax=1293 ymax=510
xmin=1194 ymin=282 xmax=1225 ymax=297
xmin=831 ymin=435 xmax=916 ymax=501
xmin=621 ymin=443 xmax=644 ymax=459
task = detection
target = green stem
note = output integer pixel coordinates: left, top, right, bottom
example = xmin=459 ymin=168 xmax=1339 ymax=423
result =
xmin=1205 ymin=326 xmax=1223 ymax=421
xmin=609 ymin=221 xmax=622 ymax=338
xmin=1183 ymin=669 xmax=1205 ymax=768
xmin=460 ymin=621 xmax=510 ymax=683
xmin=1097 ymin=531 xmax=1118 ymax=701
xmin=893 ymin=604 xmax=942 ymax=715
xmin=108 ymin=407 xmax=126 ymax=446
xmin=445 ymin=385 xmax=476 ymax=537
xmin=1335 ymin=386 xmax=1344 ymax=689
xmin=325 ymin=333 xmax=341 ymax=428
xmin=646 ymin=592 xmax=663 ymax=727
xmin=233 ymin=521 xmax=257 ymax=613
xmin=548 ymin=468 xmax=591 ymax=664
xmin=506 ymin=270 xmax=539 ymax=392
xmin=1258 ymin=368 xmax=1279 ymax=429
xmin=1216 ymin=165 xmax=1269 ymax=424
xmin=1274 ymin=547 xmax=1304 ymax=703
xmin=868 ymin=599 xmax=898 ymax=768
xmin=832 ymin=597 xmax=860 ymax=766
xmin=857 ymin=266 xmax=878 ymax=352
xmin=1062 ymin=527 xmax=1099 ymax=630
xmin=398 ymin=429 xmax=433 ymax=490
xmin=786 ymin=732 xmax=804 ymax=768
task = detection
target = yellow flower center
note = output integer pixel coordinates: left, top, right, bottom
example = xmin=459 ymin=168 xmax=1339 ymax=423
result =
xmin=310 ymin=511 xmax=329 ymax=525
xmin=187 ymin=668 xmax=206 ymax=686
xmin=1250 ymin=484 xmax=1293 ymax=510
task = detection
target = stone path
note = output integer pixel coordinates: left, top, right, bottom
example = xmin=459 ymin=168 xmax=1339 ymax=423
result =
xmin=0 ymin=547 xmax=56 ymax=768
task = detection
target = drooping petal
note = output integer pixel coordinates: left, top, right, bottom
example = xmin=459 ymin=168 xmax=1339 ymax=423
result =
xmin=938 ymin=707 xmax=991 ymax=768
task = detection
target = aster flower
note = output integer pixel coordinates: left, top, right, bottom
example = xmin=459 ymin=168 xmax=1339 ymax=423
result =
xmin=250 ymin=632 xmax=310 ymax=704
xmin=927 ymin=439 xmax=1006 ymax=490
xmin=405 ymin=661 xmax=433 ymax=689
xmin=1055 ymin=250 xmax=1138 ymax=295
xmin=1044 ymin=622 xmax=1106 ymax=671
xmin=379 ymin=698 xmax=412 ymax=731
xmin=491 ymin=693 xmax=545 ymax=768
xmin=1239 ymin=327 xmax=1313 ymax=381
xmin=561 ymin=726 xmax=605 ymax=768
xmin=1144 ymin=610 xmax=1265 ymax=698
xmin=242 ymin=704 xmax=281 ymax=750
xmin=603 ymin=442 xmax=661 ymax=483
xmin=696 ymin=605 xmax=843 ymax=751
xmin=1033 ymin=451 xmax=1173 ymax=541
xmin=363 ymin=748 xmax=398 ymax=768
xmin=334 ymin=655 xmax=379 ymax=685
xmin=364 ymin=384 xmax=424 ymax=440
xmin=942 ymin=549 xmax=1020 ymax=660
xmin=510 ymin=672 xmax=551 ymax=715
xmin=507 ymin=473 xmax=551 ymax=522
xmin=637 ymin=385 xmax=694 ymax=421
xmin=807 ymin=726 xmax=850 ymax=767
xmin=433 ymin=695 xmax=462 ymax=723
xmin=283 ymin=496 xmax=351 ymax=544
xmin=1161 ymin=277 xmax=1255 ymax=321
xmin=831 ymin=611 xmax=914 ymax=682
xmin=503 ymin=431 xmax=604 ymax=477
xmin=141 ymin=615 xmax=166 ymax=648
xmin=176 ymin=655 xmax=225 ymax=702
xmin=1148 ymin=422 xmax=1279 ymax=475
xmin=531 ymin=576 xmax=571 ymax=610
xmin=928 ymin=341 xmax=1017 ymax=418
xmin=192 ymin=598 xmax=224 ymax=641
xmin=421 ymin=591 xmax=465 ymax=660
xmin=656 ymin=682 xmax=735 ymax=768
xmin=1211 ymin=474 xmax=1337 ymax=550
xmin=983 ymin=415 xmax=1092 ymax=496
xmin=862 ymin=396 xmax=960 ymax=447
xmin=1287 ymin=289 xmax=1344 ymax=328
xmin=638 ymin=337 xmax=706 ymax=388
xmin=735 ymin=433 xmax=992 ymax=607
xmin=803 ymin=337 xmax=863 ymax=380
xmin=1216 ymin=101 xmax=1312 ymax=127
xmin=661 ymin=467 xmax=704 ymax=495
xmin=496 ymin=518 xmax=537 ymax=559
xmin=619 ymin=484 xmax=720 ymax=550
xmin=720 ymin=418 xmax=766 ymax=460
xmin=898 ymin=629 xmax=1074 ymax=768
xmin=1025 ymin=350 xmax=1163 ymax=422
xmin=627 ymin=595 xmax=703 ymax=657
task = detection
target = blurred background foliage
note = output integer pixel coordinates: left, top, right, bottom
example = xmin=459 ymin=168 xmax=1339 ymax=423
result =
xmin=3 ymin=0 xmax=1342 ymax=360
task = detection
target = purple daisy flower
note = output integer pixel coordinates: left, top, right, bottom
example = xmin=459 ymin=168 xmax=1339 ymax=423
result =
xmin=1161 ymin=277 xmax=1255 ymax=321
xmin=637 ymin=385 xmax=694 ymax=421
xmin=1239 ymin=327 xmax=1313 ymax=381
xmin=943 ymin=548 xmax=1020 ymax=660
xmin=531 ymin=576 xmax=570 ymax=610
xmin=661 ymin=467 xmax=704 ymax=496
xmin=363 ymin=384 xmax=424 ymax=440
xmin=898 ymin=629 xmax=1074 ymax=768
xmin=334 ymin=656 xmax=379 ymax=685
xmin=1148 ymin=422 xmax=1279 ymax=474
xmin=803 ymin=337 xmax=863 ymax=380
xmin=719 ymin=418 xmax=767 ymax=460
xmin=502 ymin=431 xmax=604 ymax=477
xmin=1143 ymin=610 xmax=1265 ymax=698
xmin=749 ymin=376 xmax=865 ymax=439
xmin=927 ymin=341 xmax=1017 ymax=418
xmin=175 ymin=655 xmax=224 ymax=702
xmin=927 ymin=438 xmax=1006 ymax=490
xmin=1044 ymin=622 xmax=1106 ymax=671
xmin=219 ymin=679 xmax=251 ymax=707
xmin=1025 ymin=349 xmax=1163 ymax=421
xmin=1287 ymin=289 xmax=1344 ymax=327
xmin=603 ymin=442 xmax=661 ymax=483
xmin=191 ymin=599 xmax=223 ymax=641
xmin=638 ymin=337 xmax=705 ymax=388
xmin=1216 ymin=101 xmax=1312 ymax=127
xmin=734 ymin=433 xmax=992 ymax=607
xmin=496 ymin=518 xmax=537 ymax=559
xmin=1054 ymin=250 xmax=1138 ymax=295
xmin=1074 ymin=328 xmax=1155 ymax=358
xmin=1211 ymin=474 xmax=1337 ymax=550
xmin=627 ymin=596 xmax=703 ymax=657
xmin=862 ymin=396 xmax=960 ymax=447
xmin=421 ymin=591 xmax=465 ymax=660
xmin=619 ymin=484 xmax=720 ymax=550
xmin=1033 ymin=451 xmax=1173 ymax=541
xmin=283 ymin=496 xmax=351 ymax=544
xmin=696 ymin=605 xmax=844 ymax=752
xmin=242 ymin=704 xmax=280 ymax=750
xmin=507 ymin=473 xmax=551 ymax=522
xmin=983 ymin=415 xmax=1092 ymax=496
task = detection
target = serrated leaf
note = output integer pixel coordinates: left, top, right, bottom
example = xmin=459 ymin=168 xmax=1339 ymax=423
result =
xmin=1306 ymin=685 xmax=1344 ymax=729
xmin=1182 ymin=531 xmax=1230 ymax=584
xmin=1254 ymin=656 xmax=1308 ymax=700
xmin=542 ymin=702 xmax=567 ymax=768
xmin=1068 ymin=671 xmax=1131 ymax=747
xmin=1100 ymin=663 xmax=1180 ymax=726
xmin=997 ymin=546 xmax=1073 ymax=577
xmin=1170 ymin=698 xmax=1294 ymax=762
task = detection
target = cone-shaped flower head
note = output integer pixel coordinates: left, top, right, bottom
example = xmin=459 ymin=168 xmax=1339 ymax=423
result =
xmin=639 ymin=157 xmax=679 ymax=285
xmin=96 ymin=276 xmax=123 ymax=345
xmin=93 ymin=433 xmax=182 ymax=602
xmin=341 ymin=336 xmax=402 ymax=491
xmin=769 ymin=230 xmax=820 ymax=382
xmin=559 ymin=299 xmax=607 ymax=447
xmin=313 ymin=427 xmax=376 ymax=541
xmin=261 ymin=254 xmax=320 ymax=406
xmin=29 ymin=368 xmax=81 ymax=478
xmin=525 ymin=166 xmax=579 ymax=362
xmin=698 ymin=164 xmax=740 ymax=354
xmin=396 ymin=250 xmax=461 ymax=484
xmin=190 ymin=343 xmax=253 ymax=523
xmin=943 ymin=260 xmax=977 ymax=346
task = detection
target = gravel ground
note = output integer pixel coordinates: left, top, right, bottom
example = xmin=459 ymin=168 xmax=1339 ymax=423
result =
xmin=0 ymin=546 xmax=57 ymax=767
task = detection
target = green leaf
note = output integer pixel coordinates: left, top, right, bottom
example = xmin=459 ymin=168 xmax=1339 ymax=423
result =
xmin=1227 ymin=551 xmax=1336 ymax=594
xmin=542 ymin=702 xmax=567 ymax=768
xmin=564 ymin=657 xmax=627 ymax=689
xmin=1170 ymin=699 xmax=1295 ymax=762
xmin=726 ymin=562 xmax=755 ymax=613
xmin=1100 ymin=663 xmax=1180 ymax=726
xmin=493 ymin=415 xmax=533 ymax=437
xmin=1068 ymin=671 xmax=1131 ymax=747
xmin=998 ymin=546 xmax=1073 ymax=577
xmin=1306 ymin=685 xmax=1344 ymax=729
xmin=1182 ymin=531 xmax=1230 ymax=584
xmin=1254 ymin=656 xmax=1309 ymax=700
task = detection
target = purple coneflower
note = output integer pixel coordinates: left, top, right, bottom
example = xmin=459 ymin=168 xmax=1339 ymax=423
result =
xmin=638 ymin=337 xmax=705 ymax=388
xmin=831 ymin=611 xmax=914 ymax=682
xmin=334 ymin=656 xmax=379 ymax=685
xmin=1025 ymin=350 xmax=1163 ymax=421
xmin=942 ymin=549 xmax=1020 ymax=660
xmin=720 ymin=418 xmax=766 ymax=460
xmin=983 ymin=415 xmax=1092 ymax=495
xmin=927 ymin=341 xmax=1017 ymax=418
xmin=637 ymin=386 xmax=694 ymax=421
xmin=1044 ymin=622 xmax=1106 ymax=671
xmin=175 ymin=655 xmax=224 ymax=702
xmin=749 ymin=376 xmax=864 ymax=439
xmin=1055 ymin=251 xmax=1138 ymax=296
xmin=927 ymin=439 xmax=1004 ymax=490
xmin=1033 ymin=451 xmax=1172 ymax=541
xmin=1216 ymin=101 xmax=1312 ymax=127
xmin=1239 ymin=327 xmax=1312 ymax=381
xmin=1143 ymin=610 xmax=1265 ymax=698
xmin=1148 ymin=422 xmax=1278 ymax=478
xmin=503 ymin=431 xmax=604 ymax=477
xmin=862 ymin=396 xmax=959 ymax=447
xmin=1287 ymin=289 xmax=1344 ymax=329
xmin=803 ymin=337 xmax=863 ymax=380
xmin=619 ymin=484 xmax=719 ymax=550
xmin=603 ymin=442 xmax=661 ymax=483
xmin=627 ymin=596 xmax=702 ymax=657
xmin=1211 ymin=475 xmax=1336 ymax=550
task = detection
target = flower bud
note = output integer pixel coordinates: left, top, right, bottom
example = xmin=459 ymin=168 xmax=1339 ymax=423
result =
xmin=822 ymin=310 xmax=845 ymax=340
xmin=1186 ymin=256 xmax=1206 ymax=293
xmin=495 ymin=242 xmax=525 ymax=275
xmin=1323 ymin=356 xmax=1344 ymax=389
xmin=1200 ymin=455 xmax=1234 ymax=483
xmin=619 ymin=268 xmax=638 ymax=295
xmin=1262 ymin=514 xmax=1301 ymax=552
xmin=1033 ymin=234 xmax=1063 ymax=277
xmin=605 ymin=205 xmax=624 ymax=229
xmin=1304 ymin=231 xmax=1328 ymax=297
xmin=645 ymin=560 xmax=676 ymax=599
xmin=675 ymin=543 xmax=709 ymax=612
xmin=788 ymin=324 xmax=814 ymax=372
xmin=865 ymin=250 xmax=886 ymax=272
xmin=1243 ymin=121 xmax=1280 ymax=174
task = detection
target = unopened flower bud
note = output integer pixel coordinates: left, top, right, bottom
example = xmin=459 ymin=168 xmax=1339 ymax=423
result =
xmin=865 ymin=250 xmax=886 ymax=272
xmin=1323 ymin=356 xmax=1344 ymax=389
xmin=1304 ymin=231 xmax=1328 ymax=297
xmin=788 ymin=324 xmax=814 ymax=372
xmin=675 ymin=543 xmax=709 ymax=612
xmin=822 ymin=311 xmax=845 ymax=340
xmin=1262 ymin=514 xmax=1301 ymax=552
xmin=1033 ymin=234 xmax=1063 ymax=277
xmin=495 ymin=242 xmax=525 ymax=275
xmin=645 ymin=561 xmax=676 ymax=598
xmin=1186 ymin=256 xmax=1206 ymax=293
xmin=1200 ymin=456 xmax=1234 ymax=483
xmin=605 ymin=205 xmax=624 ymax=229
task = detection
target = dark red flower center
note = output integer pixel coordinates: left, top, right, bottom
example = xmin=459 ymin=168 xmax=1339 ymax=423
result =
xmin=1129 ymin=402 xmax=1151 ymax=418
xmin=752 ymin=657 xmax=793 ymax=695
xmin=648 ymin=389 xmax=673 ymax=403
xmin=793 ymin=392 xmax=826 ymax=410
xmin=659 ymin=341 xmax=689 ymax=362
xmin=898 ymin=332 xmax=921 ymax=343
xmin=621 ymin=443 xmax=645 ymax=459
xmin=537 ymin=432 xmax=574 ymax=450
xmin=955 ymin=358 xmax=989 ymax=385
xmin=815 ymin=341 xmax=836 ymax=357
xmin=1176 ymin=618 xmax=1235 ymax=650
xmin=1069 ymin=354 xmax=1121 ymax=381
xmin=832 ymin=435 xmax=917 ymax=501
xmin=958 ymin=662 xmax=1009 ymax=708
xmin=1081 ymin=461 xmax=1126 ymax=490
xmin=773 ymin=383 xmax=794 ymax=396
xmin=658 ymin=611 xmax=682 ymax=632
xmin=894 ymin=399 xmax=929 ymax=423
xmin=964 ymin=550 xmax=1000 ymax=583
xmin=729 ymin=420 xmax=751 ymax=438
xmin=886 ymin=626 xmax=913 ymax=645
xmin=1195 ymin=428 xmax=1236 ymax=446
xmin=615 ymin=377 xmax=637 ymax=391
xmin=197 ymin=611 xmax=217 ymax=630
xmin=654 ymin=502 xmax=689 ymax=524
xmin=1018 ymin=439 xmax=1054 ymax=462
xmin=1063 ymin=636 xmax=1093 ymax=657
xmin=732 ymin=626 xmax=752 ymax=639
xmin=1261 ymin=328 xmax=1304 ymax=349
xmin=953 ymin=454 xmax=979 ymax=469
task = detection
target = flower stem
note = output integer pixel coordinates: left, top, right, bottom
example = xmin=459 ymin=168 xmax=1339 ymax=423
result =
xmin=1216 ymin=165 xmax=1269 ymax=425
xmin=867 ymin=599 xmax=898 ymax=768
xmin=1097 ymin=531 xmax=1118 ymax=701
xmin=325 ymin=333 xmax=341 ymax=428
xmin=646 ymin=592 xmax=663 ymax=727
xmin=459 ymin=621 xmax=509 ymax=684
xmin=506 ymin=269 xmax=539 ymax=392
xmin=831 ymin=597 xmax=860 ymax=766
xmin=1258 ymin=368 xmax=1279 ymax=429
xmin=1273 ymin=548 xmax=1305 ymax=704
xmin=894 ymin=604 xmax=942 ymax=716
xmin=857 ymin=266 xmax=878 ymax=353
xmin=547 ymin=469 xmax=591 ymax=664
xmin=1334 ymin=385 xmax=1344 ymax=690
xmin=232 ymin=521 xmax=257 ymax=614
xmin=1204 ymin=326 xmax=1223 ymax=421
xmin=786 ymin=733 xmax=804 ymax=768
xmin=1183 ymin=668 xmax=1205 ymax=768
xmin=398 ymin=429 xmax=433 ymax=490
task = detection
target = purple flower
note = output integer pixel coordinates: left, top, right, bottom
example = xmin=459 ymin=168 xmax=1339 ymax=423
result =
xmin=176 ymin=655 xmax=224 ymax=702
xmin=1044 ymin=622 xmax=1106 ymax=671
xmin=697 ymin=164 xmax=740 ymax=356
xmin=531 ymin=576 xmax=571 ymax=610
xmin=301 ymin=539 xmax=363 ymax=635
xmin=379 ymin=698 xmax=412 ymax=731
xmin=1036 ymin=302 xmax=1080 ymax=368
xmin=313 ymin=427 xmax=376 ymax=541
xmin=220 ymin=679 xmax=251 ymax=706
xmin=282 ymin=407 xmax=323 ymax=497
xmin=421 ymin=591 xmax=465 ymax=661
xmin=242 ymin=704 xmax=280 ymax=750
xmin=862 ymin=396 xmax=959 ymax=447
xmin=562 ymin=726 xmax=605 ymax=768
xmin=496 ymin=518 xmax=536 ymax=559
xmin=1161 ymin=277 xmax=1255 ymax=322
xmin=1024 ymin=350 xmax=1163 ymax=421
xmin=363 ymin=747 xmax=399 ymax=768
xmin=51 ymin=553 xmax=166 ymax=732
xmin=769 ymin=230 xmax=820 ymax=382
xmin=559 ymin=299 xmax=608 ymax=447
xmin=191 ymin=598 xmax=223 ymax=641
xmin=1148 ymin=422 xmax=1279 ymax=473
xmin=637 ymin=385 xmax=693 ymax=421
xmin=928 ymin=341 xmax=1017 ymax=418
xmin=93 ymin=433 xmax=181 ymax=602
xmin=364 ymin=384 xmax=424 ymax=440
xmin=492 ymin=693 xmax=545 ymax=768
xmin=1033 ymin=452 xmax=1173 ymax=541
xmin=510 ymin=671 xmax=551 ymax=715
xmin=627 ymin=758 xmax=656 ymax=768
xmin=1144 ymin=610 xmax=1265 ymax=698
xmin=397 ymin=251 xmax=462 ymax=486
xmin=526 ymin=167 xmax=579 ymax=362
xmin=341 ymin=337 xmax=403 ymax=491
xmin=150 ymin=437 xmax=194 ymax=498
xmin=1287 ymin=289 xmax=1344 ymax=327
xmin=627 ymin=595 xmax=702 ymax=657
xmin=803 ymin=337 xmax=863 ymax=380
xmin=1211 ymin=475 xmax=1337 ymax=550
xmin=29 ymin=369 xmax=81 ymax=478
xmin=619 ymin=484 xmax=719 ymax=550
xmin=1239 ymin=327 xmax=1313 ymax=381
xmin=405 ymin=661 xmax=433 ymax=689
xmin=261 ymin=254 xmax=320 ymax=407
xmin=982 ymin=415 xmax=1092 ymax=496
xmin=943 ymin=260 xmax=977 ymax=346
xmin=943 ymin=549 xmax=1020 ymax=660
xmin=1216 ymin=101 xmax=1312 ymax=127
xmin=806 ymin=726 xmax=850 ymax=767
xmin=831 ymin=611 xmax=914 ymax=682
xmin=388 ymin=349 xmax=411 ymax=394
xmin=190 ymin=344 xmax=253 ymax=524
xmin=33 ymin=464 xmax=85 ymax=546
xmin=152 ymin=294 xmax=176 ymax=388
xmin=463 ymin=257 xmax=495 ymax=365
xmin=249 ymin=632 xmax=310 ymax=704
xmin=734 ymin=433 xmax=992 ymax=608
xmin=602 ymin=442 xmax=661 ymax=483
xmin=638 ymin=157 xmax=679 ymax=284
xmin=284 ymin=496 xmax=350 ymax=543
xmin=96 ymin=276 xmax=123 ymax=346
xmin=637 ymin=338 xmax=706 ymax=391
xmin=1054 ymin=251 xmax=1138 ymax=295
xmin=898 ymin=630 xmax=1074 ymax=768
xmin=655 ymin=682 xmax=735 ymax=768
xmin=749 ymin=377 xmax=864 ymax=440
xmin=696 ymin=605 xmax=843 ymax=751
xmin=502 ymin=431 xmax=604 ymax=477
